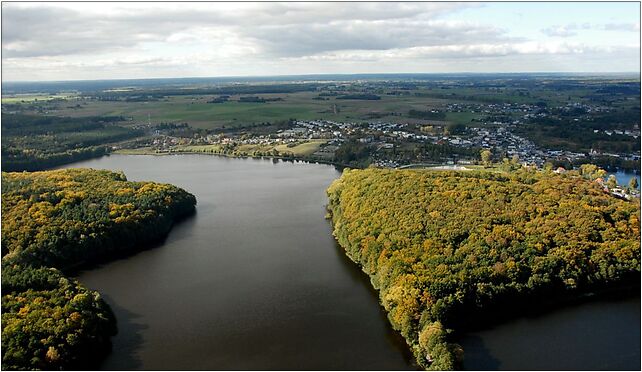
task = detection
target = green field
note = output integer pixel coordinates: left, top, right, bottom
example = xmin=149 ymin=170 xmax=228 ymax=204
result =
xmin=444 ymin=112 xmax=483 ymax=125
xmin=273 ymin=140 xmax=327 ymax=155
xmin=119 ymin=140 xmax=330 ymax=158
xmin=10 ymin=92 xmax=462 ymax=130
xmin=184 ymin=140 xmax=327 ymax=156
xmin=5 ymin=79 xmax=637 ymax=137
xmin=114 ymin=147 xmax=168 ymax=155
xmin=1 ymin=94 xmax=78 ymax=103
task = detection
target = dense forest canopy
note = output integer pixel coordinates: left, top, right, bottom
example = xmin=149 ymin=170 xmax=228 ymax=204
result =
xmin=1 ymin=114 xmax=142 ymax=172
xmin=1 ymin=265 xmax=116 ymax=370
xmin=327 ymin=167 xmax=640 ymax=370
xmin=1 ymin=169 xmax=197 ymax=370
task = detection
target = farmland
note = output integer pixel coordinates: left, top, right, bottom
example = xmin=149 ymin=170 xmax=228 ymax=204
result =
xmin=119 ymin=139 xmax=330 ymax=159
xmin=9 ymin=92 xmax=459 ymax=130
xmin=2 ymin=75 xmax=640 ymax=172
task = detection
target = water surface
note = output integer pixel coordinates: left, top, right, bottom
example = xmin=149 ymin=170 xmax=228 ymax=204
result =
xmin=610 ymin=170 xmax=640 ymax=189
xmin=459 ymin=295 xmax=640 ymax=370
xmin=62 ymin=155 xmax=640 ymax=370
xmin=65 ymin=155 xmax=415 ymax=370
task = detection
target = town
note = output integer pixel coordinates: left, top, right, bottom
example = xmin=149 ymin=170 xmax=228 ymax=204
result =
xmin=128 ymin=98 xmax=641 ymax=176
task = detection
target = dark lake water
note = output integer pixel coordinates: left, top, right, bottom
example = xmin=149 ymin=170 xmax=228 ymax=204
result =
xmin=459 ymin=295 xmax=640 ymax=370
xmin=62 ymin=154 xmax=640 ymax=370
xmin=64 ymin=155 xmax=415 ymax=370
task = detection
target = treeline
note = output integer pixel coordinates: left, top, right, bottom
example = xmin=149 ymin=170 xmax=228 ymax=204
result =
xmin=377 ymin=142 xmax=479 ymax=165
xmin=334 ymin=140 xmax=372 ymax=167
xmin=548 ymin=156 xmax=641 ymax=173
xmin=419 ymin=143 xmax=478 ymax=161
xmin=2 ymin=146 xmax=111 ymax=172
xmin=1 ymin=114 xmax=125 ymax=135
xmin=238 ymin=96 xmax=283 ymax=103
xmin=326 ymin=167 xmax=640 ymax=370
xmin=174 ymin=144 xmax=282 ymax=159
xmin=408 ymin=110 xmax=446 ymax=120
xmin=517 ymin=115 xmax=640 ymax=154
xmin=413 ymin=91 xmax=528 ymax=104
xmin=1 ymin=169 xmax=197 ymax=370
xmin=1 ymin=114 xmax=142 ymax=171
xmin=91 ymin=83 xmax=319 ymax=100
xmin=336 ymin=94 xmax=381 ymax=100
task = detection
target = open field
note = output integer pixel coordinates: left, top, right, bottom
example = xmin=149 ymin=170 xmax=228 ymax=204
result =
xmin=5 ymin=78 xmax=638 ymax=134
xmin=444 ymin=112 xmax=483 ymax=125
xmin=119 ymin=140 xmax=330 ymax=157
xmin=273 ymin=140 xmax=327 ymax=155
xmin=114 ymin=147 xmax=168 ymax=155
xmin=1 ymin=94 xmax=78 ymax=103
xmin=4 ymin=91 xmax=477 ymax=129
xmin=4 ymin=77 xmax=638 ymax=173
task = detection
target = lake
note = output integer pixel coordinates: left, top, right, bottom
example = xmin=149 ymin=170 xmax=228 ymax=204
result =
xmin=610 ymin=170 xmax=640 ymax=189
xmin=64 ymin=155 xmax=415 ymax=370
xmin=459 ymin=295 xmax=640 ymax=370
xmin=62 ymin=154 xmax=640 ymax=370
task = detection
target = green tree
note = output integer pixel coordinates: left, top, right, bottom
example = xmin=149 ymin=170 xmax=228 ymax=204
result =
xmin=511 ymin=155 xmax=520 ymax=165
xmin=606 ymin=175 xmax=618 ymax=189
xmin=327 ymin=167 xmax=640 ymax=370
xmin=480 ymin=149 xmax=492 ymax=168
xmin=580 ymin=164 xmax=598 ymax=178
xmin=579 ymin=164 xmax=607 ymax=180
xmin=629 ymin=177 xmax=638 ymax=190
xmin=1 ymin=169 xmax=197 ymax=370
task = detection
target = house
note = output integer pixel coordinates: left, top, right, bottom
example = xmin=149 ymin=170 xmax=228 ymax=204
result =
xmin=594 ymin=178 xmax=609 ymax=193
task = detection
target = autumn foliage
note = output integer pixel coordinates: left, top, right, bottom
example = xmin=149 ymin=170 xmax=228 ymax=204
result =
xmin=327 ymin=167 xmax=640 ymax=370
xmin=1 ymin=169 xmax=196 ymax=370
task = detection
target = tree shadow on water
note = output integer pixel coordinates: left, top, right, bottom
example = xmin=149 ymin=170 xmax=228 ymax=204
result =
xmin=99 ymin=295 xmax=148 ymax=370
xmin=67 ymin=211 xmax=198 ymax=276
xmin=329 ymin=235 xmax=500 ymax=371
xmin=330 ymin=240 xmax=420 ymax=370
xmin=458 ymin=334 xmax=501 ymax=371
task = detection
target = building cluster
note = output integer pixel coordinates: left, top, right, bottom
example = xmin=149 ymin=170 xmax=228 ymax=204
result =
xmin=142 ymin=96 xmax=639 ymax=173
xmin=592 ymin=129 xmax=640 ymax=139
xmin=595 ymin=177 xmax=640 ymax=200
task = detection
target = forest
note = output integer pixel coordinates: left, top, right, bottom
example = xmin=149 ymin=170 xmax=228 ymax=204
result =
xmin=326 ymin=167 xmax=640 ymax=370
xmin=1 ymin=169 xmax=197 ymax=370
xmin=515 ymin=113 xmax=640 ymax=154
xmin=1 ymin=114 xmax=142 ymax=172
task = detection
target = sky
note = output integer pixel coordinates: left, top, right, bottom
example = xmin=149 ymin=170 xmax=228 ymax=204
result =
xmin=2 ymin=1 xmax=640 ymax=81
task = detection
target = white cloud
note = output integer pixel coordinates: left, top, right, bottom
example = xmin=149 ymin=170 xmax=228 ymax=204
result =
xmin=542 ymin=22 xmax=640 ymax=37
xmin=541 ymin=26 xmax=578 ymax=38
xmin=285 ymin=41 xmax=637 ymax=63
xmin=1 ymin=2 xmax=639 ymax=80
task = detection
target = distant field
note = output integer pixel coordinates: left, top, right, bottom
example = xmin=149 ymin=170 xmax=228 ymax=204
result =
xmin=6 ymin=81 xmax=636 ymax=132
xmin=115 ymin=147 xmax=165 ymax=155
xmin=118 ymin=140 xmax=329 ymax=157
xmin=273 ymin=140 xmax=327 ymax=155
xmin=1 ymin=94 xmax=78 ymax=103
xmin=445 ymin=112 xmax=483 ymax=125
xmin=10 ymin=92 xmax=464 ymax=129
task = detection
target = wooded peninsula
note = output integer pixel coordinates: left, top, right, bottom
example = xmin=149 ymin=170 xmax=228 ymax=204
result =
xmin=327 ymin=167 xmax=640 ymax=370
xmin=1 ymin=169 xmax=196 ymax=370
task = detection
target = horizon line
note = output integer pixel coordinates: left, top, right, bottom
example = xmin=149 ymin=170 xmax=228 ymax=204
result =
xmin=3 ymin=71 xmax=641 ymax=85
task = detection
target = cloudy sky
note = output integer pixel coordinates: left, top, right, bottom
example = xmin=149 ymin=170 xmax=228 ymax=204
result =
xmin=2 ymin=2 xmax=640 ymax=81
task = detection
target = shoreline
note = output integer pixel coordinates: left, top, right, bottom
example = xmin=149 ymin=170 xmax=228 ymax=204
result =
xmin=113 ymin=147 xmax=358 ymax=169
xmin=325 ymin=168 xmax=641 ymax=370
